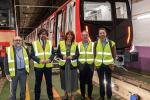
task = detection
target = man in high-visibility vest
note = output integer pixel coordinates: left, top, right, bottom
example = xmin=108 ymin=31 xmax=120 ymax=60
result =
xmin=4 ymin=36 xmax=30 ymax=100
xmin=94 ymin=28 xmax=116 ymax=100
xmin=78 ymin=31 xmax=94 ymax=100
xmin=30 ymin=29 xmax=54 ymax=100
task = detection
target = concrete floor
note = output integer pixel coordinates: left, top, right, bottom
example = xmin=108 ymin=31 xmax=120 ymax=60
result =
xmin=0 ymin=68 xmax=122 ymax=100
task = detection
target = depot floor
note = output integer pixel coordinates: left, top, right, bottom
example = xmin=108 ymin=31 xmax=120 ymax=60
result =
xmin=0 ymin=67 xmax=124 ymax=100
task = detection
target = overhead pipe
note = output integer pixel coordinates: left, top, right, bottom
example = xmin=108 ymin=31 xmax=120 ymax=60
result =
xmin=15 ymin=5 xmax=59 ymax=8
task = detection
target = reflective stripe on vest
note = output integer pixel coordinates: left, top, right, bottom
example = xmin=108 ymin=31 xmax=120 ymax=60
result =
xmin=94 ymin=39 xmax=115 ymax=67
xmin=78 ymin=42 xmax=94 ymax=64
xmin=6 ymin=46 xmax=29 ymax=77
xmin=59 ymin=41 xmax=77 ymax=67
xmin=32 ymin=40 xmax=53 ymax=68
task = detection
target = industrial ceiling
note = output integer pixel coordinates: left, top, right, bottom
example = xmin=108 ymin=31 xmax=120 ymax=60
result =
xmin=15 ymin=0 xmax=67 ymax=37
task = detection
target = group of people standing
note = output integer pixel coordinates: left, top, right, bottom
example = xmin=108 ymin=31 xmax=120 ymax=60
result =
xmin=4 ymin=27 xmax=116 ymax=100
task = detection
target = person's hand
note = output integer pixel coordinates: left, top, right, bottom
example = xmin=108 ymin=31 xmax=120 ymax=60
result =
xmin=63 ymin=56 xmax=67 ymax=60
xmin=6 ymin=75 xmax=12 ymax=82
xmin=109 ymin=64 xmax=116 ymax=71
xmin=67 ymin=56 xmax=72 ymax=60
xmin=40 ymin=60 xmax=46 ymax=64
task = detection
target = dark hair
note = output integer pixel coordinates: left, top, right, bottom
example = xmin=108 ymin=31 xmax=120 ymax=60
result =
xmin=38 ymin=28 xmax=48 ymax=38
xmin=65 ymin=31 xmax=75 ymax=43
xmin=98 ymin=27 xmax=107 ymax=32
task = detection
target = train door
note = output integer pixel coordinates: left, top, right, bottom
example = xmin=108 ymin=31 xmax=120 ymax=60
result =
xmin=55 ymin=6 xmax=67 ymax=47
xmin=114 ymin=1 xmax=133 ymax=49
xmin=65 ymin=1 xmax=76 ymax=37
xmin=56 ymin=12 xmax=63 ymax=47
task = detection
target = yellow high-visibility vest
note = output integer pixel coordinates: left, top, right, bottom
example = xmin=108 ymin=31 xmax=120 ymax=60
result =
xmin=95 ymin=39 xmax=115 ymax=68
xmin=78 ymin=41 xmax=94 ymax=64
xmin=6 ymin=46 xmax=29 ymax=77
xmin=32 ymin=40 xmax=53 ymax=68
xmin=59 ymin=41 xmax=77 ymax=67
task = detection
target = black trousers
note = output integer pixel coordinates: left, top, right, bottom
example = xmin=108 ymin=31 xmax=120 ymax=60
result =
xmin=79 ymin=64 xmax=93 ymax=98
xmin=0 ymin=58 xmax=5 ymax=77
xmin=97 ymin=64 xmax=112 ymax=99
xmin=34 ymin=67 xmax=53 ymax=100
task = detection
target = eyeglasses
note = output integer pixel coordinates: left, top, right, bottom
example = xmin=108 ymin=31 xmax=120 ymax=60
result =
xmin=14 ymin=40 xmax=22 ymax=42
xmin=99 ymin=32 xmax=106 ymax=34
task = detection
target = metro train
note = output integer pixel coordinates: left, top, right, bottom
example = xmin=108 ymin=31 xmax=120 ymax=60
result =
xmin=27 ymin=0 xmax=133 ymax=63
xmin=0 ymin=0 xmax=16 ymax=77
xmin=0 ymin=0 xmax=16 ymax=57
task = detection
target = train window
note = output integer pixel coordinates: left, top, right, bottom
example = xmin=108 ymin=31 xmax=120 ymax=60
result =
xmin=65 ymin=2 xmax=76 ymax=33
xmin=61 ymin=12 xmax=66 ymax=33
xmin=0 ymin=0 xmax=15 ymax=28
xmin=0 ymin=10 xmax=9 ymax=27
xmin=115 ymin=2 xmax=128 ymax=19
xmin=84 ymin=2 xmax=112 ymax=21
xmin=49 ymin=18 xmax=55 ymax=46
xmin=49 ymin=18 xmax=54 ymax=33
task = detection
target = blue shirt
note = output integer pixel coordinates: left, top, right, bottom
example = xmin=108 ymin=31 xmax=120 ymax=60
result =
xmin=15 ymin=47 xmax=25 ymax=69
xmin=102 ymin=38 xmax=108 ymax=47
xmin=83 ymin=41 xmax=89 ymax=49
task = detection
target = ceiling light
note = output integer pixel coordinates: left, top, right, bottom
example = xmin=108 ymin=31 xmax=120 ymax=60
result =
xmin=27 ymin=5 xmax=30 ymax=9
xmin=137 ymin=13 xmax=150 ymax=20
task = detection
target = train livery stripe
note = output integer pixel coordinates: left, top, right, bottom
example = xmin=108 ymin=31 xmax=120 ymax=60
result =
xmin=76 ymin=0 xmax=82 ymax=42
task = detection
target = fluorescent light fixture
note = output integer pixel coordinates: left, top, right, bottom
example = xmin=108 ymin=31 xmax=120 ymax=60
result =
xmin=27 ymin=5 xmax=30 ymax=8
xmin=137 ymin=13 xmax=150 ymax=20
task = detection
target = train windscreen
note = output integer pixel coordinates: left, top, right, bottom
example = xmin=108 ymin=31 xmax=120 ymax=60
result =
xmin=115 ymin=2 xmax=128 ymax=19
xmin=84 ymin=1 xmax=112 ymax=21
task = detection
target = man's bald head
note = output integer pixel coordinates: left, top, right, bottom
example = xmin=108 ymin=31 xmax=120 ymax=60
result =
xmin=13 ymin=36 xmax=22 ymax=41
xmin=13 ymin=36 xmax=23 ymax=47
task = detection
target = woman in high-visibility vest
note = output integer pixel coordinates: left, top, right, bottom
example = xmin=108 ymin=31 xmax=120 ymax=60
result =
xmin=57 ymin=31 xmax=79 ymax=100
xmin=94 ymin=27 xmax=116 ymax=100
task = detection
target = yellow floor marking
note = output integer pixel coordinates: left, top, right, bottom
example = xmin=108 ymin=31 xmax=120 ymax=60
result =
xmin=26 ymin=80 xmax=30 ymax=100
xmin=43 ymin=75 xmax=45 ymax=80
xmin=43 ymin=75 xmax=61 ymax=99
xmin=53 ymin=88 xmax=61 ymax=100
